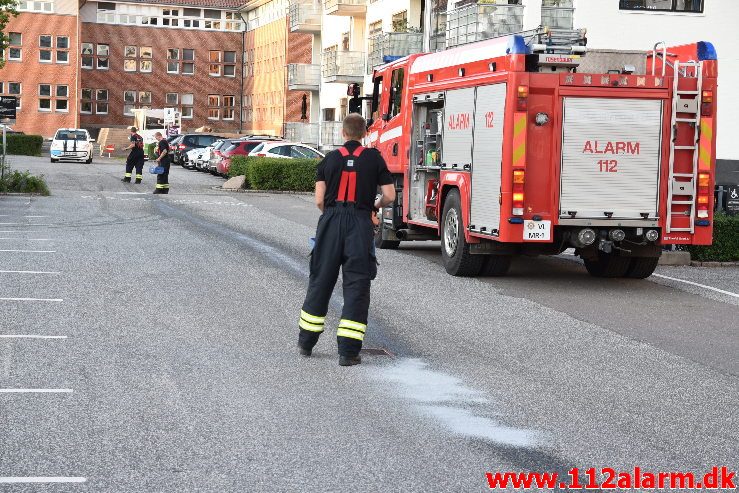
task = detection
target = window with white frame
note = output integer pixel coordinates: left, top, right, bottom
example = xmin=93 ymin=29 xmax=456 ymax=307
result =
xmin=80 ymin=88 xmax=93 ymax=114
xmin=165 ymin=92 xmax=178 ymax=105
xmin=56 ymin=36 xmax=69 ymax=63
xmin=167 ymin=48 xmax=179 ymax=73
xmin=223 ymin=95 xmax=235 ymax=120
xmin=124 ymin=46 xmax=152 ymax=72
xmin=8 ymin=32 xmax=21 ymax=61
xmin=96 ymin=89 xmax=109 ymax=114
xmin=124 ymin=90 xmax=136 ymax=115
xmin=181 ymin=93 xmax=193 ymax=118
xmin=97 ymin=44 xmax=110 ymax=69
xmin=39 ymin=35 xmax=52 ymax=62
xmin=182 ymin=48 xmax=195 ymax=74
xmin=81 ymin=42 xmax=93 ymax=68
xmin=139 ymin=91 xmax=151 ymax=105
xmin=38 ymin=83 xmax=52 ymax=111
xmin=208 ymin=94 xmax=220 ymax=119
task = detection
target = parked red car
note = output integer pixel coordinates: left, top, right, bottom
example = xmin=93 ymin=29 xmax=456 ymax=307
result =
xmin=217 ymin=139 xmax=281 ymax=176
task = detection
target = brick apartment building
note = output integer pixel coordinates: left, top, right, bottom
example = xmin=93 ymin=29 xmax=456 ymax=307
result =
xmin=79 ymin=0 xmax=245 ymax=133
xmin=0 ymin=0 xmax=80 ymax=136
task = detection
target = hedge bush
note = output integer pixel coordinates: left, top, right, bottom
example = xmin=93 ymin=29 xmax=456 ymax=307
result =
xmin=228 ymin=156 xmax=319 ymax=192
xmin=0 ymin=169 xmax=50 ymax=195
xmin=0 ymin=135 xmax=43 ymax=156
xmin=681 ymin=213 xmax=739 ymax=262
xmin=146 ymin=142 xmax=157 ymax=159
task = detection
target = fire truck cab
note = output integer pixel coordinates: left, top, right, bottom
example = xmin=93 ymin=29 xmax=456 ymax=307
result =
xmin=359 ymin=34 xmax=718 ymax=278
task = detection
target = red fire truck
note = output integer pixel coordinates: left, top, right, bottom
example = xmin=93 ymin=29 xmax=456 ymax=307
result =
xmin=357 ymin=34 xmax=718 ymax=278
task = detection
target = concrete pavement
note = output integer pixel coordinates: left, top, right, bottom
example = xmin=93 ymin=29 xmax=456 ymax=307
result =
xmin=0 ymin=156 xmax=737 ymax=491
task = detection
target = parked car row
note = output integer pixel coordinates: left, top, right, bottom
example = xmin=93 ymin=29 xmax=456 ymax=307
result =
xmin=171 ymin=134 xmax=324 ymax=178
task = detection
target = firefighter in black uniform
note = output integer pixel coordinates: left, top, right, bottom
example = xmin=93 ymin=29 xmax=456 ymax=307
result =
xmin=122 ymin=126 xmax=145 ymax=183
xmin=298 ymin=114 xmax=396 ymax=366
xmin=153 ymin=132 xmax=170 ymax=194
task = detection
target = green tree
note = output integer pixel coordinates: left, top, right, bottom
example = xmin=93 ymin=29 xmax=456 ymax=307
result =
xmin=0 ymin=0 xmax=19 ymax=69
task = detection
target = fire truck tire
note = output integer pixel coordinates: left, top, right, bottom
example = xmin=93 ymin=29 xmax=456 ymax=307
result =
xmin=625 ymin=256 xmax=659 ymax=279
xmin=480 ymin=255 xmax=512 ymax=276
xmin=584 ymin=252 xmax=631 ymax=278
xmin=441 ymin=190 xmax=483 ymax=277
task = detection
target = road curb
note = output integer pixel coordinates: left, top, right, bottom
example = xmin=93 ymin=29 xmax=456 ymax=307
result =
xmin=216 ymin=187 xmax=313 ymax=196
xmin=690 ymin=261 xmax=739 ymax=267
xmin=658 ymin=251 xmax=691 ymax=266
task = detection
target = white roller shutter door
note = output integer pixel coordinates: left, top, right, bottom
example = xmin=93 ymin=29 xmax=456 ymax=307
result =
xmin=560 ymin=97 xmax=663 ymax=219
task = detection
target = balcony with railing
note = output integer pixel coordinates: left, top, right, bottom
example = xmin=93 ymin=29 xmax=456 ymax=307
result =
xmin=323 ymin=0 xmax=366 ymax=16
xmin=287 ymin=64 xmax=321 ymax=91
xmin=284 ymin=122 xmax=319 ymax=145
xmin=320 ymin=121 xmax=344 ymax=148
xmin=445 ymin=2 xmax=524 ymax=49
xmin=541 ymin=0 xmax=574 ymax=30
xmin=321 ymin=50 xmax=365 ymax=83
xmin=367 ymin=32 xmax=423 ymax=69
xmin=289 ymin=0 xmax=322 ymax=32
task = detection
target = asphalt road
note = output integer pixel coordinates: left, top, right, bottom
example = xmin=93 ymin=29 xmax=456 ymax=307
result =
xmin=0 ymin=155 xmax=737 ymax=492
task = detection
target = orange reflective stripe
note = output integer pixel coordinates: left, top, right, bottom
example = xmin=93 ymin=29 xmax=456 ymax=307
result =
xmin=698 ymin=117 xmax=713 ymax=171
xmin=512 ymin=112 xmax=527 ymax=168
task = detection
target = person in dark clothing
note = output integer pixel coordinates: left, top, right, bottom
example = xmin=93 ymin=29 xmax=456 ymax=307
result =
xmin=298 ymin=114 xmax=396 ymax=366
xmin=122 ymin=126 xmax=145 ymax=183
xmin=153 ymin=132 xmax=170 ymax=194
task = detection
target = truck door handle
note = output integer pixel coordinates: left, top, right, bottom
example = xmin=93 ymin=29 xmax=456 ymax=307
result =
xmin=392 ymin=143 xmax=398 ymax=156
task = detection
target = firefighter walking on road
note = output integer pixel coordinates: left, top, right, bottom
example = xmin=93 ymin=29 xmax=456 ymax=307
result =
xmin=122 ymin=126 xmax=145 ymax=183
xmin=153 ymin=132 xmax=170 ymax=194
xmin=298 ymin=114 xmax=396 ymax=366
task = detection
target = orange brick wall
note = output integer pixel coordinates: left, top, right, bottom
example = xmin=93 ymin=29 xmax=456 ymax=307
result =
xmin=243 ymin=19 xmax=312 ymax=136
xmin=0 ymin=12 xmax=79 ymax=137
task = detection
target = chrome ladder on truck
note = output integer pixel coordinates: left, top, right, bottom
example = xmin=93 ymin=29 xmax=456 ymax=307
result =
xmin=663 ymin=57 xmax=703 ymax=234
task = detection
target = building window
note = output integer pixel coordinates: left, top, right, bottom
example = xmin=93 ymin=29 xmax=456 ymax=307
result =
xmin=139 ymin=91 xmax=152 ymax=105
xmin=8 ymin=82 xmax=22 ymax=108
xmin=208 ymin=94 xmax=220 ymax=119
xmin=167 ymin=48 xmax=179 ymax=73
xmin=209 ymin=50 xmax=236 ymax=77
xmin=391 ymin=10 xmax=408 ymax=32
xmin=38 ymin=83 xmax=51 ymax=111
xmin=56 ymin=85 xmax=68 ymax=112
xmin=140 ymin=60 xmax=152 ymax=72
xmin=223 ymin=95 xmax=235 ymax=120
xmin=80 ymin=88 xmax=93 ymax=114
xmin=56 ymin=99 xmax=68 ymax=112
xmin=181 ymin=93 xmax=193 ymax=118
xmin=165 ymin=93 xmax=178 ymax=105
xmin=124 ymin=46 xmax=152 ymax=72
xmin=96 ymin=89 xmax=109 ymax=114
xmin=81 ymin=42 xmax=93 ymax=68
xmin=39 ymin=34 xmax=52 ymax=62
xmin=162 ymin=8 xmax=179 ymax=27
xmin=97 ymin=44 xmax=109 ymax=69
xmin=619 ymin=0 xmax=703 ymax=12
xmin=183 ymin=48 xmax=195 ymax=74
xmin=56 ymin=36 xmax=69 ymax=63
xmin=8 ymin=32 xmax=22 ymax=61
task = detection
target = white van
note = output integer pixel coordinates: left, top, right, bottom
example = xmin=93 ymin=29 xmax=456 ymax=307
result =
xmin=50 ymin=128 xmax=94 ymax=163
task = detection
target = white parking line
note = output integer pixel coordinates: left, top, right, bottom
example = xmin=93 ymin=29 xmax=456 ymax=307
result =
xmin=0 ymin=238 xmax=54 ymax=241
xmin=0 ymin=270 xmax=60 ymax=275
xmin=0 ymin=389 xmax=73 ymax=393
xmin=0 ymin=298 xmax=64 ymax=302
xmin=652 ymin=274 xmax=739 ymax=299
xmin=0 ymin=249 xmax=56 ymax=253
xmin=0 ymin=477 xmax=86 ymax=483
xmin=0 ymin=335 xmax=67 ymax=339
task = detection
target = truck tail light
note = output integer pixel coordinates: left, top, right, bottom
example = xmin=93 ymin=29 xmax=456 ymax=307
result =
xmin=512 ymin=168 xmax=525 ymax=216
xmin=178 ymin=144 xmax=186 ymax=150
xmin=701 ymin=90 xmax=713 ymax=117
xmin=697 ymin=172 xmax=710 ymax=218
xmin=517 ymin=85 xmax=528 ymax=112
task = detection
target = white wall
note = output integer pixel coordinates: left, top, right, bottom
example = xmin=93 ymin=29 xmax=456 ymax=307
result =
xmin=571 ymin=0 xmax=738 ymax=161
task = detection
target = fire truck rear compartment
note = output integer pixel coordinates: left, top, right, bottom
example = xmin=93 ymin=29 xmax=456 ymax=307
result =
xmin=559 ymin=97 xmax=664 ymax=222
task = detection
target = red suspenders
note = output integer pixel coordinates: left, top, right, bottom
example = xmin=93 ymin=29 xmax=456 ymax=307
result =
xmin=336 ymin=145 xmax=364 ymax=203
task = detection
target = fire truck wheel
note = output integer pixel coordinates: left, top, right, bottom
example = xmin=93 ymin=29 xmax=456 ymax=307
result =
xmin=480 ymin=255 xmax=512 ymax=277
xmin=374 ymin=219 xmax=400 ymax=250
xmin=625 ymin=256 xmax=659 ymax=279
xmin=583 ymin=252 xmax=631 ymax=278
xmin=441 ymin=189 xmax=484 ymax=277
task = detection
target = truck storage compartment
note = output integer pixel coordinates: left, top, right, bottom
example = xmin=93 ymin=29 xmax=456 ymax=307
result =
xmin=559 ymin=97 xmax=663 ymax=220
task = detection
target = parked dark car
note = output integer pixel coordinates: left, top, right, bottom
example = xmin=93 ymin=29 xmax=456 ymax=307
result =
xmin=173 ymin=133 xmax=225 ymax=168
xmin=216 ymin=139 xmax=281 ymax=176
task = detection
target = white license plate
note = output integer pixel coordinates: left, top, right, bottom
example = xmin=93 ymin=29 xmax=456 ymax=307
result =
xmin=523 ymin=220 xmax=551 ymax=241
